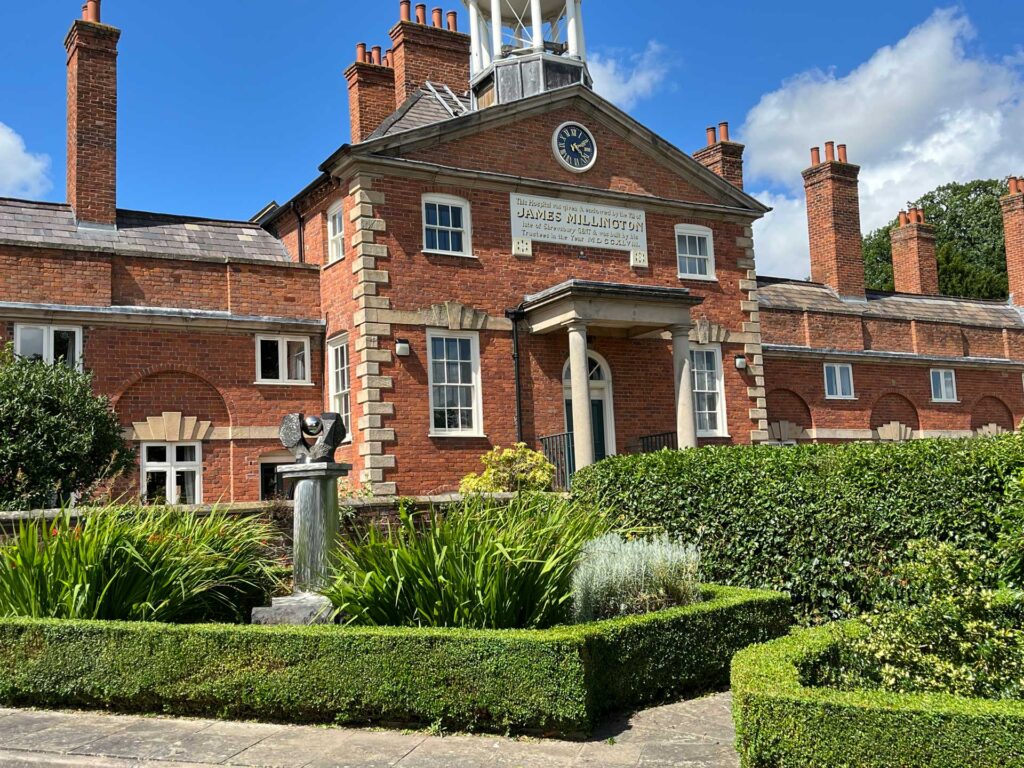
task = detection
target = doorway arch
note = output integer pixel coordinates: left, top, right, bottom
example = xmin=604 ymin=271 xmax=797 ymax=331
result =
xmin=562 ymin=351 xmax=617 ymax=460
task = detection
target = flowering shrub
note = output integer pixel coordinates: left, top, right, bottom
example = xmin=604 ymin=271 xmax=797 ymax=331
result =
xmin=459 ymin=444 xmax=555 ymax=494
xmin=571 ymin=534 xmax=701 ymax=623
xmin=0 ymin=506 xmax=278 ymax=623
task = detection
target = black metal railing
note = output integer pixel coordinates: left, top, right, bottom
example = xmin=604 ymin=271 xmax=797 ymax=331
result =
xmin=540 ymin=432 xmax=575 ymax=491
xmin=638 ymin=432 xmax=678 ymax=454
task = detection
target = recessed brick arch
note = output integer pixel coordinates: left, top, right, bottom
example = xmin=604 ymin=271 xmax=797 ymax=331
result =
xmin=971 ymin=396 xmax=1015 ymax=432
xmin=766 ymin=389 xmax=813 ymax=429
xmin=870 ymin=393 xmax=920 ymax=431
xmin=114 ymin=370 xmax=231 ymax=427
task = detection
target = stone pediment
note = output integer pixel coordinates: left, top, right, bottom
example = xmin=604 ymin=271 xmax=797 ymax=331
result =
xmin=131 ymin=412 xmax=213 ymax=442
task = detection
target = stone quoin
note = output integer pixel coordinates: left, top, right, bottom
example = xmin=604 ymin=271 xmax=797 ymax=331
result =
xmin=2 ymin=0 xmax=1023 ymax=501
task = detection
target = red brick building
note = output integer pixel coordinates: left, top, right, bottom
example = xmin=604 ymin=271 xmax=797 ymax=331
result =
xmin=2 ymin=1 xmax=1022 ymax=501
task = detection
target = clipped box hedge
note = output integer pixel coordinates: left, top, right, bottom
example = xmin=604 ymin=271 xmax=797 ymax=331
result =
xmin=732 ymin=622 xmax=1024 ymax=767
xmin=573 ymin=435 xmax=1024 ymax=622
xmin=0 ymin=585 xmax=788 ymax=735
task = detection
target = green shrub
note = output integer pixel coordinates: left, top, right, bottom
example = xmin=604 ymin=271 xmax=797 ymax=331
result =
xmin=0 ymin=506 xmax=278 ymax=623
xmin=1000 ymin=473 xmax=1024 ymax=588
xmin=732 ymin=611 xmax=1024 ymax=768
xmin=573 ymin=436 xmax=1024 ymax=622
xmin=571 ymin=534 xmax=700 ymax=623
xmin=0 ymin=346 xmax=134 ymax=510
xmin=0 ymin=585 xmax=790 ymax=735
xmin=325 ymin=494 xmax=611 ymax=629
xmin=459 ymin=443 xmax=556 ymax=493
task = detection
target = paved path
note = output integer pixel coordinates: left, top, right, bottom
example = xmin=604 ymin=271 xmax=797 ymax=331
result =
xmin=0 ymin=693 xmax=738 ymax=768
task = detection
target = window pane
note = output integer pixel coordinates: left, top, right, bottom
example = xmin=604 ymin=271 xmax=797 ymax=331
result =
xmin=175 ymin=471 xmax=198 ymax=505
xmin=426 ymin=203 xmax=438 ymax=226
xmin=697 ymin=237 xmax=708 ymax=257
xmin=145 ymin=445 xmax=168 ymax=464
xmin=446 ymin=339 xmax=459 ymax=359
xmin=176 ymin=445 xmax=197 ymax=463
xmin=438 ymin=230 xmax=451 ymax=252
xmin=17 ymin=326 xmax=45 ymax=361
xmin=825 ymin=366 xmax=837 ymax=396
xmin=450 ymin=231 xmax=463 ymax=253
xmin=426 ymin=228 xmax=438 ymax=250
xmin=260 ymin=339 xmax=280 ymax=380
xmin=287 ymin=340 xmax=307 ymax=381
xmin=459 ymin=339 xmax=471 ymax=359
xmin=840 ymin=366 xmax=853 ymax=396
xmin=931 ymin=371 xmax=941 ymax=397
xmin=431 ymin=338 xmax=444 ymax=359
xmin=144 ymin=471 xmax=168 ymax=504
xmin=53 ymin=329 xmax=77 ymax=367
xmin=439 ymin=205 xmax=451 ymax=228
xmin=451 ymin=206 xmax=463 ymax=229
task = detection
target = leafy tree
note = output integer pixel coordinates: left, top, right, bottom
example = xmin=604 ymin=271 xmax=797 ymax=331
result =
xmin=0 ymin=345 xmax=134 ymax=510
xmin=862 ymin=179 xmax=1010 ymax=300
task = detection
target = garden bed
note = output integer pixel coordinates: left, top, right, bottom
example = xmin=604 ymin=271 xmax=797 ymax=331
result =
xmin=0 ymin=585 xmax=788 ymax=736
xmin=732 ymin=622 xmax=1024 ymax=767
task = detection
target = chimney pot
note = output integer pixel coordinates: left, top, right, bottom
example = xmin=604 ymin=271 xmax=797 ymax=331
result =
xmin=447 ymin=10 xmax=458 ymax=31
xmin=431 ymin=7 xmax=443 ymax=27
xmin=718 ymin=122 xmax=730 ymax=143
xmin=825 ymin=141 xmax=836 ymax=163
xmin=371 ymin=46 xmax=382 ymax=65
xmin=400 ymin=0 xmax=412 ymax=21
xmin=1011 ymin=177 xmax=1021 ymax=195
xmin=356 ymin=42 xmax=367 ymax=62
xmin=84 ymin=0 xmax=100 ymax=22
xmin=898 ymin=210 xmax=909 ymax=227
xmin=810 ymin=147 xmax=821 ymax=166
xmin=415 ymin=3 xmax=427 ymax=24
xmin=705 ymin=126 xmax=717 ymax=146
xmin=837 ymin=144 xmax=848 ymax=163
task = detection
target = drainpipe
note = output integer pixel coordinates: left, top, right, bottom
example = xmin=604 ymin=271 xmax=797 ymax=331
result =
xmin=291 ymin=201 xmax=306 ymax=264
xmin=505 ymin=305 xmax=526 ymax=443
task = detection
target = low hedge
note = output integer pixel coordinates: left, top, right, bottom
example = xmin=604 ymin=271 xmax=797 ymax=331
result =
xmin=573 ymin=435 xmax=1024 ymax=622
xmin=732 ymin=622 xmax=1024 ymax=767
xmin=0 ymin=585 xmax=788 ymax=735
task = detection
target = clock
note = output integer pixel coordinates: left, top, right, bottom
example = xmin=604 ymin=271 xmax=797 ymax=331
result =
xmin=553 ymin=122 xmax=597 ymax=173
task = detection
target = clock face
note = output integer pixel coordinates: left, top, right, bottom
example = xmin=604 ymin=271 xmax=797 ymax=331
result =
xmin=553 ymin=122 xmax=597 ymax=173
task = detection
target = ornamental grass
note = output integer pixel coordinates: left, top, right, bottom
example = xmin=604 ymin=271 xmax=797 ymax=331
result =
xmin=0 ymin=506 xmax=278 ymax=623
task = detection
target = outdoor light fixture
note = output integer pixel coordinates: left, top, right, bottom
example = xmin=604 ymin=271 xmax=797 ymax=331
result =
xmin=735 ymin=355 xmax=748 ymax=371
xmin=395 ymin=339 xmax=411 ymax=357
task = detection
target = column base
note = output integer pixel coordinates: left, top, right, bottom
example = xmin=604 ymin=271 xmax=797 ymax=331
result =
xmin=251 ymin=592 xmax=335 ymax=626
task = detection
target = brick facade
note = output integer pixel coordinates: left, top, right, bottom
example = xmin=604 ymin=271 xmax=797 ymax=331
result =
xmin=2 ymin=2 xmax=1022 ymax=503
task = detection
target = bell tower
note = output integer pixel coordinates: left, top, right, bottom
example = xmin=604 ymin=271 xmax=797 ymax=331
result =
xmin=464 ymin=0 xmax=591 ymax=108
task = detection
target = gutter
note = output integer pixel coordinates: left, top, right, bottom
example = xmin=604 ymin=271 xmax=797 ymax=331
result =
xmin=504 ymin=305 xmax=527 ymax=443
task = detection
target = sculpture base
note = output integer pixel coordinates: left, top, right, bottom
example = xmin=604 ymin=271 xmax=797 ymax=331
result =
xmin=251 ymin=593 xmax=334 ymax=626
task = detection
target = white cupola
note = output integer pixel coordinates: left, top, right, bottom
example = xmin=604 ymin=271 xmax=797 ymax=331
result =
xmin=462 ymin=0 xmax=592 ymax=108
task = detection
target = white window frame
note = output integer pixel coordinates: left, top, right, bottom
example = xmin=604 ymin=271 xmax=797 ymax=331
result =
xmin=427 ymin=328 xmax=484 ymax=438
xmin=13 ymin=324 xmax=83 ymax=370
xmin=327 ymin=201 xmax=345 ymax=264
xmin=422 ymin=193 xmax=473 ymax=258
xmin=931 ymin=369 xmax=958 ymax=403
xmin=259 ymin=450 xmax=295 ymax=501
xmin=255 ymin=335 xmax=312 ymax=385
xmin=690 ymin=343 xmax=728 ymax=438
xmin=675 ymin=224 xmax=716 ymax=281
xmin=140 ymin=442 xmax=203 ymax=505
xmin=328 ymin=335 xmax=353 ymax=443
xmin=823 ymin=363 xmax=856 ymax=400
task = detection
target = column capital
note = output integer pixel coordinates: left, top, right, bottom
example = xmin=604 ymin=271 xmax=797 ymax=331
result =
xmin=669 ymin=324 xmax=692 ymax=338
xmin=566 ymin=321 xmax=589 ymax=334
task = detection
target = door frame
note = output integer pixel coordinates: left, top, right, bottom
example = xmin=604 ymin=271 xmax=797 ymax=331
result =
xmin=562 ymin=350 xmax=617 ymax=458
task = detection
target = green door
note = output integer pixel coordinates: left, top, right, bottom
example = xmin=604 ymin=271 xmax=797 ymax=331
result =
xmin=565 ymin=398 xmax=608 ymax=462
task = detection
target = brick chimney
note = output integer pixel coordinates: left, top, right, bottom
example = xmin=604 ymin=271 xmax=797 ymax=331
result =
xmin=390 ymin=3 xmax=471 ymax=105
xmin=1002 ymin=176 xmax=1024 ymax=305
xmin=65 ymin=0 xmax=120 ymax=227
xmin=803 ymin=142 xmax=865 ymax=299
xmin=345 ymin=43 xmax=397 ymax=143
xmin=891 ymin=208 xmax=939 ymax=295
xmin=693 ymin=122 xmax=744 ymax=190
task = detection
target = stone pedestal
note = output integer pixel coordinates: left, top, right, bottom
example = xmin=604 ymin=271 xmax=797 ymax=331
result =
xmin=251 ymin=461 xmax=350 ymax=626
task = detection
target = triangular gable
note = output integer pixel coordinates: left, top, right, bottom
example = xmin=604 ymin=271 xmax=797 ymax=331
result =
xmin=333 ymin=85 xmax=768 ymax=215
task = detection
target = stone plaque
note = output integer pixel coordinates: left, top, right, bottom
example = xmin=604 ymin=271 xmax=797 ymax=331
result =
xmin=510 ymin=193 xmax=648 ymax=254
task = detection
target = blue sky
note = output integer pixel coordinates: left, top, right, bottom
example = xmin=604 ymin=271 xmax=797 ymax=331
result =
xmin=1 ymin=2 xmax=1022 ymax=278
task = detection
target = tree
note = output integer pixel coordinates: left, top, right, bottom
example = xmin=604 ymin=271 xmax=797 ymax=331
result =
xmin=0 ymin=345 xmax=134 ymax=510
xmin=862 ymin=179 xmax=1009 ymax=300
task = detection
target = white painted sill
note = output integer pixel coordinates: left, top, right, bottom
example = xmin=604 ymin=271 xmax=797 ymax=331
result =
xmin=825 ymin=395 xmax=858 ymax=401
xmin=254 ymin=380 xmax=317 ymax=387
xmin=678 ymin=274 xmax=718 ymax=283
xmin=422 ymin=249 xmax=477 ymax=259
xmin=429 ymin=432 xmax=488 ymax=439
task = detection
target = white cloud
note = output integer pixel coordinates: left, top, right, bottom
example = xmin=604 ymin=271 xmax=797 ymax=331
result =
xmin=590 ymin=41 xmax=670 ymax=111
xmin=743 ymin=9 xmax=1024 ymax=278
xmin=0 ymin=122 xmax=50 ymax=199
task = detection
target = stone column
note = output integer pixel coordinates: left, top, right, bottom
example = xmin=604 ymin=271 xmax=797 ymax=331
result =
xmin=279 ymin=462 xmax=350 ymax=593
xmin=490 ymin=0 xmax=503 ymax=59
xmin=672 ymin=325 xmax=698 ymax=449
xmin=530 ymin=0 xmax=544 ymax=50
xmin=567 ymin=322 xmax=595 ymax=469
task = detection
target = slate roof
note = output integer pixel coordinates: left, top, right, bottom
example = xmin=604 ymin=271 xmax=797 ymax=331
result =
xmin=366 ymin=82 xmax=471 ymax=140
xmin=0 ymin=198 xmax=292 ymax=264
xmin=757 ymin=276 xmax=1024 ymax=329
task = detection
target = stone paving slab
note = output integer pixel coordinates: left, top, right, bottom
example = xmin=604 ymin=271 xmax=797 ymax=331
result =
xmin=0 ymin=692 xmax=740 ymax=768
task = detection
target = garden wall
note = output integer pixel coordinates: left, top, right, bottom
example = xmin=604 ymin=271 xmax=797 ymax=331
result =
xmin=573 ymin=435 xmax=1024 ymax=622
xmin=0 ymin=585 xmax=788 ymax=736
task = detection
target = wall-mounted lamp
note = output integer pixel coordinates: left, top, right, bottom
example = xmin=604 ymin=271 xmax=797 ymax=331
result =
xmin=395 ymin=339 xmax=411 ymax=357
xmin=734 ymin=355 xmax=748 ymax=371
